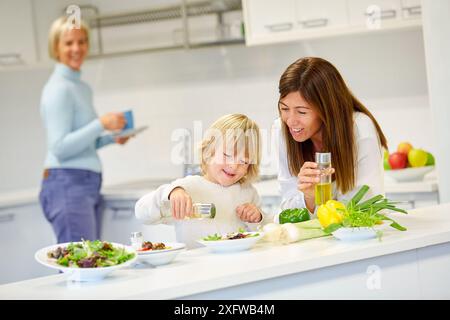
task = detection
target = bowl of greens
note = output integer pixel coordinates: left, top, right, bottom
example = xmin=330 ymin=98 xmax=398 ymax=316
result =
xmin=197 ymin=229 xmax=263 ymax=253
xmin=321 ymin=185 xmax=408 ymax=241
xmin=35 ymin=240 xmax=137 ymax=282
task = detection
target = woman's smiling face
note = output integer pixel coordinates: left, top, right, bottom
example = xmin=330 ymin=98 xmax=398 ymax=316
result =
xmin=279 ymin=91 xmax=323 ymax=143
xmin=57 ymin=28 xmax=88 ymax=71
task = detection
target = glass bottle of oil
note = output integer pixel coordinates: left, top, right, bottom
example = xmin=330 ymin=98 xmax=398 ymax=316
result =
xmin=161 ymin=200 xmax=216 ymax=219
xmin=315 ymin=152 xmax=332 ymax=206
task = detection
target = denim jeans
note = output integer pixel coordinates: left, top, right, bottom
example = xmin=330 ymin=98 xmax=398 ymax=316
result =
xmin=39 ymin=168 xmax=103 ymax=243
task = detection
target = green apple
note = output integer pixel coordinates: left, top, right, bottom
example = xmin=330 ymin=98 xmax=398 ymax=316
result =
xmin=408 ymin=149 xmax=428 ymax=167
xmin=383 ymin=149 xmax=389 ymax=160
xmin=426 ymin=152 xmax=435 ymax=166
xmin=384 ymin=157 xmax=391 ymax=170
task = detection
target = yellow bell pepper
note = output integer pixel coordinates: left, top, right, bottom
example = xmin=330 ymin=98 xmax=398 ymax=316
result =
xmin=317 ymin=200 xmax=346 ymax=228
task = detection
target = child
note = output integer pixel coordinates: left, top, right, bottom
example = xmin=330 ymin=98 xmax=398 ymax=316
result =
xmin=135 ymin=114 xmax=269 ymax=248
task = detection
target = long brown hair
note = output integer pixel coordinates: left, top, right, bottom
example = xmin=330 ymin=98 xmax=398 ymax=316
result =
xmin=278 ymin=57 xmax=387 ymax=194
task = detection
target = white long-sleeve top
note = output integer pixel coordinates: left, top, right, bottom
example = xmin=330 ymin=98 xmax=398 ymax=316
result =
xmin=275 ymin=111 xmax=385 ymax=215
xmin=135 ymin=175 xmax=268 ymax=249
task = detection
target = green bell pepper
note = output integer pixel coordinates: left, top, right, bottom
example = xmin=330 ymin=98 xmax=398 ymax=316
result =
xmin=278 ymin=208 xmax=311 ymax=224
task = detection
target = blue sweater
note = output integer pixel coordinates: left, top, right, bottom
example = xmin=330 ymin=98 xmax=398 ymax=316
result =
xmin=40 ymin=63 xmax=114 ymax=173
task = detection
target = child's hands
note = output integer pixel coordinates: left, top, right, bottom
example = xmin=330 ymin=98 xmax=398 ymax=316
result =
xmin=236 ymin=203 xmax=262 ymax=223
xmin=168 ymin=187 xmax=192 ymax=220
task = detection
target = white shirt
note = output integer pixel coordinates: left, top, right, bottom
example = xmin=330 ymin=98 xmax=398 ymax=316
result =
xmin=275 ymin=112 xmax=384 ymax=214
xmin=135 ymin=175 xmax=268 ymax=249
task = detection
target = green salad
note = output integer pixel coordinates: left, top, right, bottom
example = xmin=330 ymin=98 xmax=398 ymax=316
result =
xmin=202 ymin=228 xmax=260 ymax=241
xmin=47 ymin=240 xmax=135 ymax=268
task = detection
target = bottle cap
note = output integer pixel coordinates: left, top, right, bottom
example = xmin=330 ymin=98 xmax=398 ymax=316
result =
xmin=315 ymin=152 xmax=331 ymax=164
xmin=130 ymin=231 xmax=143 ymax=239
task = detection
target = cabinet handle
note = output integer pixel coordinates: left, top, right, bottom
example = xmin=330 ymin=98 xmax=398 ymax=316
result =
xmin=365 ymin=9 xmax=397 ymax=20
xmin=0 ymin=213 xmax=15 ymax=223
xmin=264 ymin=22 xmax=293 ymax=32
xmin=0 ymin=53 xmax=23 ymax=66
xmin=403 ymin=5 xmax=421 ymax=16
xmin=299 ymin=18 xmax=329 ymax=29
xmin=110 ymin=208 xmax=134 ymax=220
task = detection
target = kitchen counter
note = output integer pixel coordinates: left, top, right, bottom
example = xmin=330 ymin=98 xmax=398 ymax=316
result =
xmin=1 ymin=203 xmax=450 ymax=299
xmin=0 ymin=172 xmax=439 ymax=209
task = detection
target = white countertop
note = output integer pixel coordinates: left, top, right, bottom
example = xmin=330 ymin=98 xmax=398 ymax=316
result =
xmin=0 ymin=172 xmax=439 ymax=208
xmin=1 ymin=203 xmax=449 ymax=299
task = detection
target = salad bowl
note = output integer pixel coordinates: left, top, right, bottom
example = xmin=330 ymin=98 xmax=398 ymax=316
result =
xmin=35 ymin=241 xmax=137 ymax=282
xmin=197 ymin=231 xmax=263 ymax=253
xmin=136 ymin=242 xmax=186 ymax=266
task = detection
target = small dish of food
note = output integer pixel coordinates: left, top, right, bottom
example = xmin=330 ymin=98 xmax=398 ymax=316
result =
xmin=35 ymin=240 xmax=137 ymax=282
xmin=136 ymin=241 xmax=186 ymax=266
xmin=197 ymin=230 xmax=263 ymax=253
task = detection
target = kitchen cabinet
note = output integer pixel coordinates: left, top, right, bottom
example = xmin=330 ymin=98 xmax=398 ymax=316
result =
xmin=243 ymin=0 xmax=422 ymax=46
xmin=0 ymin=203 xmax=56 ymax=285
xmin=295 ymin=0 xmax=349 ymax=31
xmin=0 ymin=0 xmax=37 ymax=67
xmin=347 ymin=0 xmax=402 ymax=27
xmin=401 ymin=0 xmax=422 ymax=19
xmin=101 ymin=200 xmax=142 ymax=245
xmin=244 ymin=0 xmax=296 ymax=38
xmin=102 ymin=199 xmax=176 ymax=245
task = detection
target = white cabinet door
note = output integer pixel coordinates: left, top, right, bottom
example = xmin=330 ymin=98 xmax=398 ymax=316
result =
xmin=401 ymin=0 xmax=422 ymax=19
xmin=101 ymin=201 xmax=144 ymax=245
xmin=295 ymin=0 xmax=349 ymax=31
xmin=0 ymin=0 xmax=37 ymax=66
xmin=244 ymin=0 xmax=296 ymax=38
xmin=0 ymin=204 xmax=56 ymax=285
xmin=348 ymin=0 xmax=402 ymax=28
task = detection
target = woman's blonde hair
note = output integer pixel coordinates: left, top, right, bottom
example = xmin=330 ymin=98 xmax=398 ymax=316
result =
xmin=200 ymin=114 xmax=261 ymax=184
xmin=279 ymin=57 xmax=387 ymax=194
xmin=48 ymin=16 xmax=90 ymax=60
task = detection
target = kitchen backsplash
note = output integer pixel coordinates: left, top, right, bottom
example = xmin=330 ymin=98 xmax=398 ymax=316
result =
xmin=0 ymin=28 xmax=433 ymax=192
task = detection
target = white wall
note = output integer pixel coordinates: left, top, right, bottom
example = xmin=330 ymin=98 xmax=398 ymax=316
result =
xmin=0 ymin=27 xmax=432 ymax=192
xmin=422 ymin=0 xmax=450 ymax=203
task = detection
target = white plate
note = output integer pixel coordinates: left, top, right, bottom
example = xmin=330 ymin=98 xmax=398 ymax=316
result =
xmin=197 ymin=232 xmax=263 ymax=253
xmin=112 ymin=125 xmax=148 ymax=138
xmin=137 ymin=242 xmax=186 ymax=266
xmin=35 ymin=242 xmax=137 ymax=282
xmin=385 ymin=166 xmax=434 ymax=182
xmin=332 ymin=227 xmax=379 ymax=241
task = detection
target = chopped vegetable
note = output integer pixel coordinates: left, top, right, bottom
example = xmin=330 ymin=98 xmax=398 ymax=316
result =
xmin=278 ymin=208 xmax=311 ymax=224
xmin=202 ymin=229 xmax=260 ymax=241
xmin=263 ymin=219 xmax=328 ymax=244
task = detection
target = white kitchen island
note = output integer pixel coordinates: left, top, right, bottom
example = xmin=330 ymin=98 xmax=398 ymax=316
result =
xmin=1 ymin=203 xmax=449 ymax=300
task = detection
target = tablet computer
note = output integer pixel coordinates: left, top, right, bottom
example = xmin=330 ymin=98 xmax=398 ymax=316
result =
xmin=112 ymin=125 xmax=149 ymax=138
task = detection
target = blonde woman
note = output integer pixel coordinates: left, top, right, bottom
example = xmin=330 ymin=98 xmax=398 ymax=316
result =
xmin=39 ymin=16 xmax=130 ymax=243
xmin=135 ymin=114 xmax=267 ymax=248
xmin=275 ymin=57 xmax=388 ymax=214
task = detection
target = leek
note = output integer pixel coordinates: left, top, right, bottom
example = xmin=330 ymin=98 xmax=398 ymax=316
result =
xmin=263 ymin=219 xmax=328 ymax=244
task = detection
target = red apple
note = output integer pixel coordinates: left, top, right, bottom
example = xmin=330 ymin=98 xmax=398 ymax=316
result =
xmin=388 ymin=152 xmax=408 ymax=170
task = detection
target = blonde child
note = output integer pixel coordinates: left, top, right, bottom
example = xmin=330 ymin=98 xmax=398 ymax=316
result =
xmin=135 ymin=114 xmax=269 ymax=248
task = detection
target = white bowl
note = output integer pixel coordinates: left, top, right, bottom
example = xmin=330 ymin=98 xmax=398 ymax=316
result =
xmin=35 ymin=242 xmax=137 ymax=282
xmin=197 ymin=232 xmax=263 ymax=253
xmin=385 ymin=166 xmax=434 ymax=182
xmin=137 ymin=242 xmax=186 ymax=266
xmin=332 ymin=227 xmax=379 ymax=241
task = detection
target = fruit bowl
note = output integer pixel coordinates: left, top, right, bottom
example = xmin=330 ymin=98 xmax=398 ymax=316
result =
xmin=385 ymin=166 xmax=435 ymax=182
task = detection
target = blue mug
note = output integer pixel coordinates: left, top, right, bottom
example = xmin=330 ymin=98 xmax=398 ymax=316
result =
xmin=123 ymin=110 xmax=134 ymax=131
